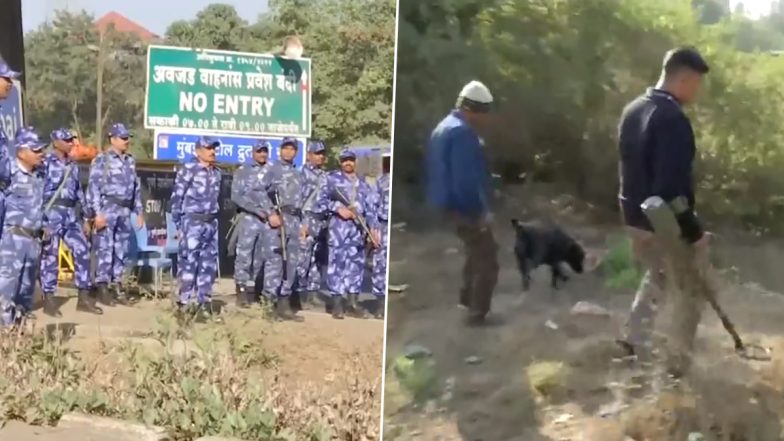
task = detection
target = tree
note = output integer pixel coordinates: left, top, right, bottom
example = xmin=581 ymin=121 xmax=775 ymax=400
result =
xmin=164 ymin=4 xmax=250 ymax=50
xmin=24 ymin=1 xmax=395 ymax=160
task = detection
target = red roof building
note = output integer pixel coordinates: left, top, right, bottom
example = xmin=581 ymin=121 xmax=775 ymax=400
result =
xmin=94 ymin=11 xmax=158 ymax=42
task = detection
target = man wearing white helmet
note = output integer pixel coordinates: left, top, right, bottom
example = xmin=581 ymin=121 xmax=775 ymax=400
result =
xmin=425 ymin=80 xmax=499 ymax=326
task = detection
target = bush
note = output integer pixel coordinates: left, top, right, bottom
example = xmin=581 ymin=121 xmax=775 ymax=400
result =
xmin=393 ymin=0 xmax=784 ymax=233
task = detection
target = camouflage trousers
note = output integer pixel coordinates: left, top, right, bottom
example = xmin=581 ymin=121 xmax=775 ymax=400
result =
xmin=296 ymin=214 xmax=327 ymax=293
xmin=0 ymin=231 xmax=41 ymax=326
xmin=453 ymin=215 xmax=499 ymax=318
xmin=372 ymin=221 xmax=388 ymax=297
xmin=93 ymin=211 xmax=132 ymax=284
xmin=233 ymin=213 xmax=268 ymax=287
xmin=40 ymin=208 xmax=91 ymax=294
xmin=623 ymin=226 xmax=712 ymax=359
xmin=262 ymin=213 xmax=301 ymax=298
xmin=177 ymin=217 xmax=219 ymax=305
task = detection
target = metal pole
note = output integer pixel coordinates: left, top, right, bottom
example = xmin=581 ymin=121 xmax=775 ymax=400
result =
xmin=96 ymin=31 xmax=105 ymax=148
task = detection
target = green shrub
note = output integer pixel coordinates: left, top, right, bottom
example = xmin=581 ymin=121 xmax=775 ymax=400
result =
xmin=601 ymin=235 xmax=644 ymax=290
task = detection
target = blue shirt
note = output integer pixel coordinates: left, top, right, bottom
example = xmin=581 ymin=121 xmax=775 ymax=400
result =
xmin=230 ymin=161 xmax=272 ymax=216
xmin=41 ymin=152 xmax=90 ymax=217
xmin=4 ymin=160 xmax=45 ymax=230
xmin=87 ymin=149 xmax=143 ymax=215
xmin=426 ymin=109 xmax=491 ymax=219
xmin=170 ymin=160 xmax=222 ymax=228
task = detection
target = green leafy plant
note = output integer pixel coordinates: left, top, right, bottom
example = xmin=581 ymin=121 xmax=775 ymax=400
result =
xmin=601 ymin=235 xmax=644 ymax=290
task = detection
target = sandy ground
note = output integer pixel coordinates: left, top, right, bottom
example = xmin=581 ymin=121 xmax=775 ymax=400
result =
xmin=383 ymin=184 xmax=784 ymax=441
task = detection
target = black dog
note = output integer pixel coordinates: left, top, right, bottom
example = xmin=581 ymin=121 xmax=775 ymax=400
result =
xmin=510 ymin=219 xmax=585 ymax=290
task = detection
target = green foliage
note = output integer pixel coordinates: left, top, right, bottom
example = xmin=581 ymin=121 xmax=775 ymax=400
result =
xmin=391 ymin=355 xmax=440 ymax=402
xmin=601 ymin=235 xmax=644 ymax=290
xmin=392 ymin=0 xmax=784 ymax=231
xmin=24 ymin=0 xmax=394 ymax=160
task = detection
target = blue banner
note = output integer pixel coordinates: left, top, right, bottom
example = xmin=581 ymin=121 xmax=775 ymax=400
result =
xmin=154 ymin=131 xmax=306 ymax=167
xmin=0 ymin=81 xmax=24 ymax=153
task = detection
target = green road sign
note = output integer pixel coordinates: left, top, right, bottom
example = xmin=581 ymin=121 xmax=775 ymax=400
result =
xmin=144 ymin=45 xmax=312 ymax=138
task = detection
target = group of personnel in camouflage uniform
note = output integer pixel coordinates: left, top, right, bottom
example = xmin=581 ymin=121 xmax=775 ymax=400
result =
xmin=0 ymin=61 xmax=388 ymax=327
xmin=0 ymin=117 xmax=145 ymax=326
xmin=227 ymin=138 xmax=389 ymax=322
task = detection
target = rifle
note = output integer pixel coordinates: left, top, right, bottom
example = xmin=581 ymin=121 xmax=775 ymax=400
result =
xmin=40 ymin=162 xmax=75 ymax=270
xmin=333 ymin=186 xmax=379 ymax=248
xmin=268 ymin=188 xmax=288 ymax=280
xmin=225 ymin=212 xmax=241 ymax=257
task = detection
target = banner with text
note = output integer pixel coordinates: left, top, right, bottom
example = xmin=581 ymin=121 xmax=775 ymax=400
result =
xmin=153 ymin=131 xmax=306 ymax=166
xmin=144 ymin=45 xmax=312 ymax=138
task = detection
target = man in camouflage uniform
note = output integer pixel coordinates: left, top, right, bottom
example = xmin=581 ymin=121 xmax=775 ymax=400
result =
xmin=87 ymin=122 xmax=144 ymax=306
xmin=0 ymin=60 xmax=21 ymax=231
xmin=0 ymin=127 xmax=47 ymax=326
xmin=295 ymin=140 xmax=328 ymax=310
xmin=369 ymin=152 xmax=390 ymax=320
xmin=231 ymin=140 xmax=272 ymax=308
xmin=261 ymin=137 xmax=306 ymax=321
xmin=39 ymin=128 xmax=102 ymax=317
xmin=171 ymin=136 xmax=223 ymax=320
xmin=320 ymin=148 xmax=378 ymax=320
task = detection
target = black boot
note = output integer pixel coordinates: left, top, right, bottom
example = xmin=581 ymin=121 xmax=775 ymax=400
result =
xmin=276 ymin=298 xmax=304 ymax=322
xmin=115 ymin=284 xmax=129 ymax=305
xmin=76 ymin=289 xmax=103 ymax=315
xmin=348 ymin=293 xmax=367 ymax=319
xmin=332 ymin=296 xmax=345 ymax=320
xmin=173 ymin=302 xmax=190 ymax=322
xmin=307 ymin=291 xmax=323 ymax=309
xmin=97 ymin=283 xmax=115 ymax=306
xmin=43 ymin=294 xmax=62 ymax=318
xmin=236 ymin=284 xmax=250 ymax=309
xmin=203 ymin=301 xmax=224 ymax=323
xmin=374 ymin=297 xmax=385 ymax=320
xmin=289 ymin=292 xmax=303 ymax=312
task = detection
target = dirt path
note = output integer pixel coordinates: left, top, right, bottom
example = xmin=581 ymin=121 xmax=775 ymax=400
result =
xmin=29 ymin=278 xmax=384 ymax=386
xmin=383 ymin=189 xmax=784 ymax=441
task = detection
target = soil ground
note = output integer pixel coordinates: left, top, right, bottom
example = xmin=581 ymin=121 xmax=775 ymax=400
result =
xmin=1 ymin=278 xmax=385 ymax=439
xmin=383 ymin=183 xmax=784 ymax=441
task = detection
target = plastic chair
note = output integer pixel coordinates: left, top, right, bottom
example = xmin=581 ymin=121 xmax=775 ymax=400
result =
xmin=129 ymin=213 xmax=173 ymax=299
xmin=164 ymin=212 xmax=178 ymax=256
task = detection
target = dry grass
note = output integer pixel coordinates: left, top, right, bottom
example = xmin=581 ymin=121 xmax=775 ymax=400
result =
xmin=0 ymin=313 xmax=381 ymax=441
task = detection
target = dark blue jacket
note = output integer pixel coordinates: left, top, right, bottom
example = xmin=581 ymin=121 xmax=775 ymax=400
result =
xmin=426 ymin=110 xmax=491 ymax=220
xmin=618 ymin=88 xmax=698 ymax=233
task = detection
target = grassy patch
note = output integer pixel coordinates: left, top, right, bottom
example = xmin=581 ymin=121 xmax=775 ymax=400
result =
xmin=525 ymin=360 xmax=571 ymax=401
xmin=600 ymin=235 xmax=644 ymax=291
xmin=391 ymin=355 xmax=440 ymax=403
xmin=0 ymin=311 xmax=380 ymax=441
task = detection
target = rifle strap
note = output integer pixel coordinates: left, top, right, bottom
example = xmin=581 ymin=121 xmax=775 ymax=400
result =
xmin=44 ymin=162 xmax=74 ymax=213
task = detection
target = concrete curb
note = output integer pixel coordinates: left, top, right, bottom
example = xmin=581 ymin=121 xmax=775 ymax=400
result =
xmin=58 ymin=413 xmax=170 ymax=441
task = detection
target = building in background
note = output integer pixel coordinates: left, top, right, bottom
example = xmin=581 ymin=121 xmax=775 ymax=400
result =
xmin=95 ymin=11 xmax=159 ymax=41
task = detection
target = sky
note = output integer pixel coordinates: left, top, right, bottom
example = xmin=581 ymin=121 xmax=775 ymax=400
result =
xmin=22 ymin=0 xmax=269 ymax=34
xmin=732 ymin=0 xmax=776 ymax=18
